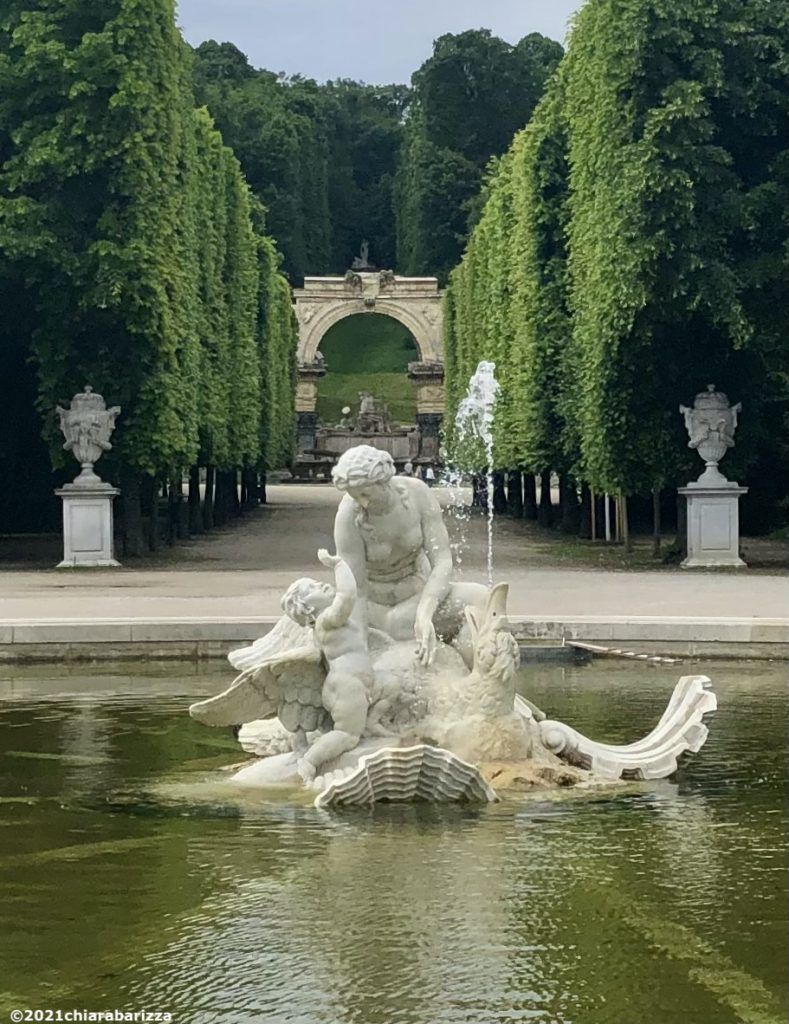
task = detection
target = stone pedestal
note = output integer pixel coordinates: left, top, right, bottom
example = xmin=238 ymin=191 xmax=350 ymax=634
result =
xmin=296 ymin=411 xmax=319 ymax=454
xmin=415 ymin=412 xmax=443 ymax=462
xmin=55 ymin=484 xmax=120 ymax=567
xmin=678 ymin=484 xmax=748 ymax=568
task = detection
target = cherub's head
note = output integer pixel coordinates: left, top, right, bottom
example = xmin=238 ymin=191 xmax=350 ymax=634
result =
xmin=281 ymin=577 xmax=335 ymax=625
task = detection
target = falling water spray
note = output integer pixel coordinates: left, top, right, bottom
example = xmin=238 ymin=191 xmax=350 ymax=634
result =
xmin=453 ymin=361 xmax=500 ymax=586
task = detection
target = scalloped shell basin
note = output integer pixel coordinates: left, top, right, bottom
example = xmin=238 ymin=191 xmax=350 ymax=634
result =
xmin=314 ymin=745 xmax=498 ymax=808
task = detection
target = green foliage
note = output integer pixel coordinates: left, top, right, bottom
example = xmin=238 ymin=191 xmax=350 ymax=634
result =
xmin=315 ymin=313 xmax=418 ymax=425
xmin=395 ymin=125 xmax=482 ymax=284
xmin=445 ymin=0 xmax=789 ymax=523
xmin=0 ymin=0 xmax=297 ymax=534
xmin=256 ymin=228 xmax=297 ymax=471
xmin=192 ymin=49 xmax=410 ymax=281
xmin=411 ymin=30 xmax=564 ymax=167
xmin=317 ymin=373 xmax=416 ymax=427
xmin=396 ymin=29 xmax=563 ymax=281
xmin=563 ymin=0 xmax=789 ymax=495
xmin=319 ymin=313 xmax=418 ymax=373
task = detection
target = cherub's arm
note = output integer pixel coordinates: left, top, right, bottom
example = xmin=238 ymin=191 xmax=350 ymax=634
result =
xmin=317 ymin=549 xmax=356 ymax=629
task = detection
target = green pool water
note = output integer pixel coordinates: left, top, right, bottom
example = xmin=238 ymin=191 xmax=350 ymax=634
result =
xmin=0 ymin=659 xmax=786 ymax=1024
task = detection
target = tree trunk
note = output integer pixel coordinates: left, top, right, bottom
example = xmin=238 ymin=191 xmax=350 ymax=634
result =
xmin=242 ymin=466 xmax=258 ymax=509
xmin=173 ymin=473 xmax=189 ymax=540
xmin=165 ymin=478 xmax=175 ymax=545
xmin=596 ymin=493 xmax=607 ymax=541
xmin=259 ymin=471 xmax=267 ymax=505
xmin=674 ymin=491 xmax=688 ymax=559
xmin=538 ymin=470 xmax=553 ymax=528
xmin=492 ymin=471 xmax=507 ymax=514
xmin=472 ymin=473 xmax=485 ymax=509
xmin=166 ymin=474 xmax=181 ymax=544
xmin=652 ymin=487 xmax=662 ymax=557
xmin=579 ymin=483 xmax=592 ymax=539
xmin=620 ymin=495 xmax=632 ymax=552
xmin=120 ymin=467 xmax=146 ymax=557
xmin=559 ymin=475 xmax=581 ymax=534
xmin=213 ymin=470 xmax=228 ymax=527
xmin=507 ymin=471 xmax=523 ymax=517
xmin=188 ymin=466 xmax=203 ymax=535
xmin=203 ymin=465 xmax=215 ymax=531
xmin=142 ymin=474 xmax=159 ymax=552
xmin=230 ymin=469 xmax=241 ymax=517
xmin=522 ymin=474 xmax=538 ymax=520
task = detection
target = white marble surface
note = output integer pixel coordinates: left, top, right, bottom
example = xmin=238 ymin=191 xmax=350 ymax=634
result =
xmin=55 ymin=487 xmax=120 ymax=568
xmin=189 ymin=451 xmax=719 ymax=806
xmin=680 ymin=485 xmax=748 ymax=568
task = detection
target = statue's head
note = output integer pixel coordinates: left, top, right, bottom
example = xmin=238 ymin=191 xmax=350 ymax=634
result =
xmin=332 ymin=445 xmax=395 ymax=509
xmin=281 ymin=577 xmax=335 ymax=626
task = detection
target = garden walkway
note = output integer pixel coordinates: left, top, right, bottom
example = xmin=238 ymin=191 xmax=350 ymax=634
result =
xmin=0 ymin=486 xmax=786 ymax=634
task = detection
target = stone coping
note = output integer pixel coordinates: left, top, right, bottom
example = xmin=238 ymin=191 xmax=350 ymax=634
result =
xmin=0 ymin=610 xmax=785 ymax=651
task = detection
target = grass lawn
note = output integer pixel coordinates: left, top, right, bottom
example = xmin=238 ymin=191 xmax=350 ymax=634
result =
xmin=316 ymin=313 xmax=418 ymax=425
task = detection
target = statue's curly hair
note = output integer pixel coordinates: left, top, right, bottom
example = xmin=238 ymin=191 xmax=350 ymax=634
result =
xmin=332 ymin=444 xmax=395 ymax=492
xmin=281 ymin=577 xmax=327 ymax=626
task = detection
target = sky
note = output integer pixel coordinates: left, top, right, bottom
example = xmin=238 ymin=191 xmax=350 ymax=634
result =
xmin=176 ymin=0 xmax=583 ymax=84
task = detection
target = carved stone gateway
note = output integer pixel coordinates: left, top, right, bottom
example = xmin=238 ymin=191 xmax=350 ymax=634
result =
xmin=294 ymin=271 xmax=444 ymax=457
xmin=54 ymin=386 xmax=121 ymax=567
xmin=678 ymin=385 xmax=747 ymax=569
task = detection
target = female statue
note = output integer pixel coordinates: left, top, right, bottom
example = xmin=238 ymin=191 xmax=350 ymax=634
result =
xmin=331 ymin=445 xmax=486 ymax=666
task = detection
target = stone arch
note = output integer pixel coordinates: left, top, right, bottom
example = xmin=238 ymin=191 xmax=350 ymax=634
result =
xmin=293 ymin=272 xmax=445 ymax=461
xmin=298 ymin=297 xmax=441 ymax=366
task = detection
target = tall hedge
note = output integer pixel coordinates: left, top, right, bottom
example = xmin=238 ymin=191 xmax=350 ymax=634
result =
xmin=445 ymin=0 xmax=789 ymax=532
xmin=0 ymin=0 xmax=297 ymax=548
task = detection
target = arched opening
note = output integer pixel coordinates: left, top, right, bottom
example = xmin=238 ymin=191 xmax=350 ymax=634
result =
xmin=315 ymin=313 xmax=419 ymax=428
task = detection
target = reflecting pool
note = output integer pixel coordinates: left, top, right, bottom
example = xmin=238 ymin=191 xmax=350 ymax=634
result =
xmin=1 ymin=659 xmax=786 ymax=1023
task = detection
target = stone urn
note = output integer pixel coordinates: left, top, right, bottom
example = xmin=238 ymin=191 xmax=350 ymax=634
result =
xmin=56 ymin=385 xmax=121 ymax=488
xmin=678 ymin=385 xmax=747 ymax=568
xmin=679 ymin=384 xmax=741 ymax=487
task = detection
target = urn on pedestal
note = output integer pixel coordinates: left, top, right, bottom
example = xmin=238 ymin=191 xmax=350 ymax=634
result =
xmin=55 ymin=386 xmax=122 ymax=567
xmin=678 ymin=385 xmax=747 ymax=568
xmin=679 ymin=384 xmax=741 ymax=487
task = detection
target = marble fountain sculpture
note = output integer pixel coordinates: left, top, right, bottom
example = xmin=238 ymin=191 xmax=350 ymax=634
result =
xmin=190 ymin=446 xmax=717 ymax=808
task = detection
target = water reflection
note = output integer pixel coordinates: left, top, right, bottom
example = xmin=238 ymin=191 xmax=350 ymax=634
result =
xmin=0 ymin=661 xmax=786 ymax=1024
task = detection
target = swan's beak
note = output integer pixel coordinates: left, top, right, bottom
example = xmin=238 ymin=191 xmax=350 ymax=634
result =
xmin=485 ymin=582 xmax=509 ymax=622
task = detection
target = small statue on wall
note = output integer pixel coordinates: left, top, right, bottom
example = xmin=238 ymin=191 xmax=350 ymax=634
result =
xmin=344 ymin=269 xmax=363 ymax=293
xmin=351 ymin=239 xmax=372 ymax=270
xmin=378 ymin=269 xmax=395 ymax=291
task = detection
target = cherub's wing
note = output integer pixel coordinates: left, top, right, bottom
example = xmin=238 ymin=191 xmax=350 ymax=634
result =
xmin=274 ymin=660 xmax=332 ymax=734
xmin=228 ymin=614 xmax=319 ymax=672
xmin=189 ymin=665 xmax=279 ymax=727
xmin=190 ymin=620 xmax=323 ymax=728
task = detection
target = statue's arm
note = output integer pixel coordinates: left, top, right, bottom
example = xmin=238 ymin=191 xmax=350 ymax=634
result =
xmin=419 ymin=489 xmax=453 ymax=600
xmin=332 ymin=499 xmax=370 ymax=636
xmin=333 ymin=499 xmax=368 ymax=594
xmin=320 ymin=553 xmax=357 ymax=629
xmin=414 ymin=487 xmax=453 ymax=664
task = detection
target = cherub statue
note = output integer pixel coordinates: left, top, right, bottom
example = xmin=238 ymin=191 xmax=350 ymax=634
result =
xmin=280 ymin=550 xmax=373 ymax=782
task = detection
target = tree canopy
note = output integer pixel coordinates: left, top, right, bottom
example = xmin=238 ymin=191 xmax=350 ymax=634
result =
xmin=396 ymin=29 xmax=564 ymax=282
xmin=192 ymin=47 xmax=411 ymax=282
xmin=445 ymin=0 xmax=789 ymax=532
xmin=0 ymin=0 xmax=297 ymax=545
xmin=191 ymin=29 xmax=562 ymax=285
